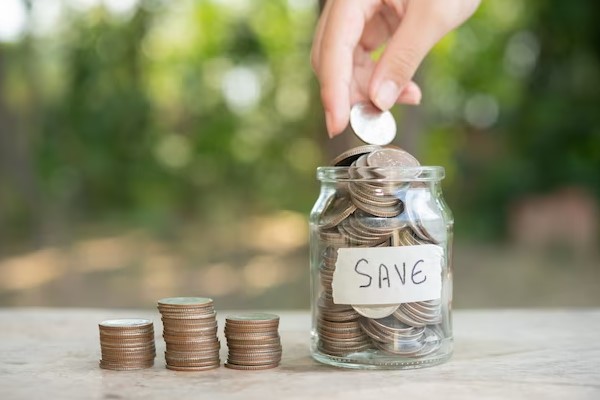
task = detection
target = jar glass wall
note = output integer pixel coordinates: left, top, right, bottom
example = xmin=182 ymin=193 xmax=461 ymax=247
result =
xmin=309 ymin=166 xmax=453 ymax=369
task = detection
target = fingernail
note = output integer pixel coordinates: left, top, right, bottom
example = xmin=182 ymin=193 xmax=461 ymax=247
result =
xmin=374 ymin=80 xmax=401 ymax=111
xmin=403 ymin=90 xmax=421 ymax=105
xmin=325 ymin=111 xmax=334 ymax=138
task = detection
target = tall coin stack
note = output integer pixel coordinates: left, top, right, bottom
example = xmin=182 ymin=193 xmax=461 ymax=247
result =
xmin=98 ymin=318 xmax=156 ymax=371
xmin=224 ymin=313 xmax=282 ymax=370
xmin=316 ymin=145 xmax=445 ymax=358
xmin=157 ymin=297 xmax=220 ymax=371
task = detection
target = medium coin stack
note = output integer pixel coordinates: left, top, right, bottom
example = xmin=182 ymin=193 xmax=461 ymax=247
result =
xmin=224 ymin=313 xmax=282 ymax=370
xmin=315 ymin=145 xmax=446 ymax=358
xmin=98 ymin=318 xmax=155 ymax=371
xmin=157 ymin=297 xmax=220 ymax=371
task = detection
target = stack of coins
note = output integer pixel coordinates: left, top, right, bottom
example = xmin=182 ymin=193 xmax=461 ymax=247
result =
xmin=98 ymin=319 xmax=155 ymax=370
xmin=315 ymin=144 xmax=445 ymax=358
xmin=224 ymin=313 xmax=282 ymax=370
xmin=317 ymin=247 xmax=370 ymax=356
xmin=317 ymin=295 xmax=370 ymax=356
xmin=157 ymin=297 xmax=220 ymax=371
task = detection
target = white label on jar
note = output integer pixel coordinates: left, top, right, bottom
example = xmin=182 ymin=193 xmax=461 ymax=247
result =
xmin=332 ymin=245 xmax=443 ymax=305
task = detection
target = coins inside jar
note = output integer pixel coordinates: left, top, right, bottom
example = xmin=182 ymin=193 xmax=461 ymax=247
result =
xmin=315 ymin=146 xmax=446 ymax=358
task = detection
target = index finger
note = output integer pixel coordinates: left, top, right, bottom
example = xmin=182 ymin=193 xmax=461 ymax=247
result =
xmin=317 ymin=0 xmax=375 ymax=136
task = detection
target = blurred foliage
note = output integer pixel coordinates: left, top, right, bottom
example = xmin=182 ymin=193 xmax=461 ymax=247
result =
xmin=422 ymin=0 xmax=600 ymax=238
xmin=1 ymin=0 xmax=322 ymax=247
xmin=0 ymin=0 xmax=598 ymax=249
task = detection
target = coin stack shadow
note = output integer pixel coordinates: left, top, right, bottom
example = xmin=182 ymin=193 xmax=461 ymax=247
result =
xmin=315 ymin=145 xmax=445 ymax=358
xmin=224 ymin=313 xmax=282 ymax=370
xmin=98 ymin=319 xmax=156 ymax=371
xmin=157 ymin=297 xmax=220 ymax=371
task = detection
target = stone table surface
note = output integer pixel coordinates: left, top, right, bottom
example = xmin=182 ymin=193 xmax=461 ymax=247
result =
xmin=0 ymin=308 xmax=599 ymax=400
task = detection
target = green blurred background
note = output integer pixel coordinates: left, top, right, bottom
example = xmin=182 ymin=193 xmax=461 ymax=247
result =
xmin=0 ymin=0 xmax=598 ymax=309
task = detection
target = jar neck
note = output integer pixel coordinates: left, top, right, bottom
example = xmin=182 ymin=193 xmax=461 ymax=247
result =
xmin=316 ymin=166 xmax=445 ymax=184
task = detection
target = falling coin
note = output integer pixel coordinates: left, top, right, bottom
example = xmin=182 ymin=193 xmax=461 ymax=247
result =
xmin=350 ymin=102 xmax=396 ymax=145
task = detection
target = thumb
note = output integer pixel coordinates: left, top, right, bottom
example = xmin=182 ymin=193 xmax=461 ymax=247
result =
xmin=369 ymin=3 xmax=445 ymax=111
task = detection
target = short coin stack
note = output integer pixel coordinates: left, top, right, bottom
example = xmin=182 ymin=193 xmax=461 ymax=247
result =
xmin=98 ymin=318 xmax=155 ymax=370
xmin=224 ymin=313 xmax=282 ymax=370
xmin=157 ymin=297 xmax=220 ymax=371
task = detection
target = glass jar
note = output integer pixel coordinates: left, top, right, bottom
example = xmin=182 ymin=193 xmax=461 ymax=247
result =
xmin=309 ymin=165 xmax=453 ymax=369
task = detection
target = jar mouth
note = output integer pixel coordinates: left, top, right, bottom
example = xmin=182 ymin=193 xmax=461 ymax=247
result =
xmin=317 ymin=166 xmax=445 ymax=182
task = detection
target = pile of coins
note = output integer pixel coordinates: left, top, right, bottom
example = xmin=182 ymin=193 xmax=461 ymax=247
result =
xmin=224 ymin=313 xmax=282 ymax=370
xmin=317 ymin=248 xmax=370 ymax=356
xmin=158 ymin=297 xmax=220 ymax=371
xmin=315 ymin=144 xmax=446 ymax=358
xmin=98 ymin=319 xmax=156 ymax=370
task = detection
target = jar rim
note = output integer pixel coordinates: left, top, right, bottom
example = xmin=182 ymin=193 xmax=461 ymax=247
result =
xmin=316 ymin=166 xmax=445 ymax=182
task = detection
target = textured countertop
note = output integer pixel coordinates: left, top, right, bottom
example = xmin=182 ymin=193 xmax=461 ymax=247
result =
xmin=0 ymin=308 xmax=598 ymax=399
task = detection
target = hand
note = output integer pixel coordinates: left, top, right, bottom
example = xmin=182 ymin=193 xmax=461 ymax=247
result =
xmin=311 ymin=0 xmax=480 ymax=137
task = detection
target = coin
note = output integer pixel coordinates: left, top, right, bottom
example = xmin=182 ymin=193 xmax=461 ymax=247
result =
xmin=367 ymin=148 xmax=421 ymax=170
xmin=227 ymin=313 xmax=279 ymax=322
xmin=99 ymin=360 xmax=154 ymax=371
xmin=224 ymin=363 xmax=279 ymax=371
xmin=319 ymin=194 xmax=357 ymax=229
xmin=166 ymin=364 xmax=220 ymax=372
xmin=158 ymin=297 xmax=213 ymax=307
xmin=350 ymin=102 xmax=396 ymax=145
xmin=352 ymin=304 xmax=399 ymax=319
xmin=99 ymin=319 xmax=153 ymax=329
xmin=330 ymin=145 xmax=383 ymax=166
xmin=404 ymin=188 xmax=447 ymax=244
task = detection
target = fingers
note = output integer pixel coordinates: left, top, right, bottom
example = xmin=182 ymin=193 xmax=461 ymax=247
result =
xmin=360 ymin=7 xmax=399 ymax=52
xmin=317 ymin=0 xmax=372 ymax=136
xmin=396 ymin=81 xmax=422 ymax=105
xmin=312 ymin=0 xmax=480 ymax=137
xmin=310 ymin=0 xmax=334 ymax=71
xmin=368 ymin=0 xmax=481 ymax=110
xmin=369 ymin=2 xmax=440 ymax=110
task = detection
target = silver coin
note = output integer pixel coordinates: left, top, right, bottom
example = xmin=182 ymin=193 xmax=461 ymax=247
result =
xmin=351 ymin=154 xmax=377 ymax=179
xmin=366 ymin=148 xmax=420 ymax=179
xmin=404 ymin=188 xmax=447 ymax=244
xmin=99 ymin=319 xmax=152 ymax=328
xmin=352 ymin=304 xmax=399 ymax=319
xmin=319 ymin=194 xmax=356 ymax=229
xmin=330 ymin=144 xmax=382 ymax=166
xmin=353 ymin=210 xmax=407 ymax=231
xmin=350 ymin=102 xmax=396 ymax=145
xmin=351 ymin=195 xmax=403 ymax=218
xmin=158 ymin=297 xmax=213 ymax=306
